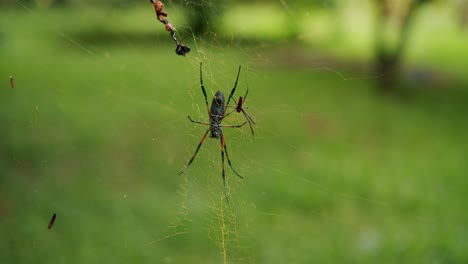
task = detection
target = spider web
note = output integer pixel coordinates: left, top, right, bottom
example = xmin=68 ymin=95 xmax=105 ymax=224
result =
xmin=2 ymin=0 xmax=468 ymax=263
xmin=1 ymin=1 xmax=268 ymax=263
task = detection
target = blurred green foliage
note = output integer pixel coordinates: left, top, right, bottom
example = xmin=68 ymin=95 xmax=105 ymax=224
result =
xmin=1 ymin=1 xmax=468 ymax=263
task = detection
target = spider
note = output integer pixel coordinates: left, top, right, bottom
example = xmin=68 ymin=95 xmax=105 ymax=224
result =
xmin=225 ymin=87 xmax=256 ymax=137
xmin=179 ymin=62 xmax=247 ymax=201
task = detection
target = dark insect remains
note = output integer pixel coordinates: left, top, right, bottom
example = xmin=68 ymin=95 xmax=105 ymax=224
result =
xmin=179 ymin=62 xmax=248 ymax=201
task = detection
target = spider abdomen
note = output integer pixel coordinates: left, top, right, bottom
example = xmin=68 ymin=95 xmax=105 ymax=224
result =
xmin=209 ymin=123 xmax=221 ymax=138
xmin=209 ymin=90 xmax=225 ymax=138
xmin=210 ymin=90 xmax=225 ymax=121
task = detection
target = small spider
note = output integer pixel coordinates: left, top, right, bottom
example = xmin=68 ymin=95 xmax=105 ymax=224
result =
xmin=179 ymin=63 xmax=248 ymax=201
xmin=225 ymin=88 xmax=256 ymax=137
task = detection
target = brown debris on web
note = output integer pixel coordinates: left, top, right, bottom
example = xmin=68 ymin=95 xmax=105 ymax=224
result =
xmin=149 ymin=0 xmax=191 ymax=56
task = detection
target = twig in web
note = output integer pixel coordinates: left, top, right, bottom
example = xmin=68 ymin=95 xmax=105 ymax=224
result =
xmin=48 ymin=213 xmax=56 ymax=229
xmin=149 ymin=0 xmax=191 ymax=56
xmin=10 ymin=76 xmax=14 ymax=88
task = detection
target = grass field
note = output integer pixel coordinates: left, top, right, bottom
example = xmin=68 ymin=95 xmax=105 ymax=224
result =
xmin=1 ymin=3 xmax=468 ymax=264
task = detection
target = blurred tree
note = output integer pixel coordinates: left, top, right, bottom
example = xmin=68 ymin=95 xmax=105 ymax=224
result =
xmin=178 ymin=0 xmax=226 ymax=36
xmin=0 ymin=0 xmax=136 ymax=8
xmin=457 ymin=0 xmax=468 ymax=29
xmin=188 ymin=1 xmax=212 ymax=35
xmin=373 ymin=0 xmax=430 ymax=93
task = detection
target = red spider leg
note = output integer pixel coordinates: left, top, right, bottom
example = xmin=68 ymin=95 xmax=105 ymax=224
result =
xmin=241 ymin=108 xmax=256 ymax=137
xmin=178 ymin=129 xmax=210 ymax=175
xmin=221 ymin=133 xmax=243 ymax=179
xmin=10 ymin=76 xmax=14 ymax=88
xmin=240 ymin=108 xmax=255 ymax=125
xmin=219 ymin=133 xmax=243 ymax=202
xmin=48 ymin=213 xmax=56 ymax=229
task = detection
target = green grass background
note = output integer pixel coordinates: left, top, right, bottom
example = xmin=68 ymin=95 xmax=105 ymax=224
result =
xmin=1 ymin=2 xmax=468 ymax=263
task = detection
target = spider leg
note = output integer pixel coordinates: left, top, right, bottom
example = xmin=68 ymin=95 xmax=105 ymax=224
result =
xmin=220 ymin=121 xmax=247 ymax=128
xmin=243 ymin=88 xmax=249 ymax=103
xmin=178 ymin=128 xmax=210 ymax=175
xmin=221 ymin=133 xmax=243 ymax=179
xmin=223 ymin=97 xmax=238 ymax=119
xmin=240 ymin=109 xmax=256 ymax=137
xmin=187 ymin=115 xmax=209 ymax=126
xmin=199 ymin=62 xmax=210 ymax=116
xmin=223 ymin=65 xmax=242 ymax=116
xmin=240 ymin=108 xmax=256 ymax=125
xmin=223 ymin=107 xmax=237 ymax=118
xmin=220 ymin=137 xmax=230 ymax=202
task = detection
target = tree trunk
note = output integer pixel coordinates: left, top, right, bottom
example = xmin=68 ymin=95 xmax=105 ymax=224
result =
xmin=373 ymin=0 xmax=423 ymax=93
